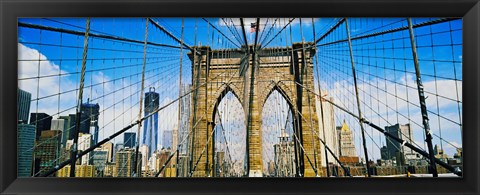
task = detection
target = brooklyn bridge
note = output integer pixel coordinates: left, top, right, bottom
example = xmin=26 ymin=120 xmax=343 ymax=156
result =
xmin=17 ymin=17 xmax=463 ymax=178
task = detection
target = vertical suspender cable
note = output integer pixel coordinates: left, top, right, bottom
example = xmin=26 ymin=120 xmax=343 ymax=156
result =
xmin=312 ymin=18 xmax=331 ymax=177
xmin=176 ymin=17 xmax=185 ymax=177
xmin=189 ymin=18 xmax=199 ymax=176
xmin=345 ymin=18 xmax=371 ymax=177
xmin=407 ymin=18 xmax=438 ymax=177
xmin=133 ymin=18 xmax=149 ymax=177
xmin=70 ymin=18 xmax=90 ymax=177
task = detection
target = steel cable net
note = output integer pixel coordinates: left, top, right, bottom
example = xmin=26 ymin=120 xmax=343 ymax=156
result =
xmin=213 ymin=91 xmax=247 ymax=177
xmin=261 ymin=90 xmax=296 ymax=177
xmin=316 ymin=18 xmax=462 ymax=176
xmin=17 ymin=17 xmax=462 ymax=178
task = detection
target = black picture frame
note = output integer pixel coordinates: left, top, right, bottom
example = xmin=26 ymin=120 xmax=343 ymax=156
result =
xmin=1 ymin=0 xmax=479 ymax=194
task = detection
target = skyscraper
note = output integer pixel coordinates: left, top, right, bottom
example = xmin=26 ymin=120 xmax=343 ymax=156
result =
xmin=30 ymin=113 xmax=52 ymax=140
xmin=143 ymin=87 xmax=159 ymax=157
xmin=58 ymin=115 xmax=75 ymax=146
xmin=35 ymin=130 xmax=62 ymax=177
xmin=162 ymin=130 xmax=173 ymax=149
xmin=380 ymin=146 xmax=389 ymax=160
xmin=17 ymin=123 xmax=35 ymax=177
xmin=63 ymin=114 xmax=77 ymax=141
xmin=101 ymin=141 xmax=114 ymax=162
xmin=155 ymin=149 xmax=172 ymax=177
xmin=51 ymin=118 xmax=69 ymax=147
xmin=92 ymin=149 xmax=109 ymax=176
xmin=17 ymin=89 xmax=31 ymax=123
xmin=178 ymin=84 xmax=192 ymax=154
xmin=17 ymin=88 xmax=35 ymax=177
xmin=273 ymin=129 xmax=296 ymax=177
xmin=124 ymin=132 xmax=136 ymax=148
xmin=80 ymin=101 xmax=100 ymax=144
xmin=337 ymin=120 xmax=357 ymax=157
xmin=385 ymin=123 xmax=415 ymax=164
xmin=140 ymin=144 xmax=149 ymax=171
xmin=315 ymin=92 xmax=339 ymax=167
xmin=78 ymin=133 xmax=93 ymax=165
xmin=113 ymin=142 xmax=124 ymax=161
xmin=115 ymin=148 xmax=141 ymax=177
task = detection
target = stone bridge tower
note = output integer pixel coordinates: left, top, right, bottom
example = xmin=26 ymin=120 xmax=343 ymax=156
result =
xmin=187 ymin=42 xmax=322 ymax=177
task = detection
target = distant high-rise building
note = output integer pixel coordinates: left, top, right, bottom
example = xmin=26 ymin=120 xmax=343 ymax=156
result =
xmin=380 ymin=146 xmax=389 ymax=160
xmin=385 ymin=123 xmax=416 ymax=164
xmin=17 ymin=123 xmax=35 ymax=177
xmin=155 ymin=149 xmax=172 ymax=177
xmin=17 ymin=89 xmax=35 ymax=177
xmin=273 ymin=129 xmax=296 ymax=177
xmin=140 ymin=144 xmax=149 ymax=171
xmin=65 ymin=139 xmax=74 ymax=150
xmin=34 ymin=130 xmax=62 ymax=177
xmin=17 ymin=89 xmax=31 ymax=123
xmin=162 ymin=130 xmax=173 ymax=149
xmin=51 ymin=118 xmax=69 ymax=147
xmin=59 ymin=115 xmax=74 ymax=142
xmin=143 ymin=87 xmax=159 ymax=157
xmin=115 ymin=148 xmax=141 ymax=177
xmin=92 ymin=149 xmax=109 ymax=176
xmin=30 ymin=113 xmax=52 ymax=140
xmin=78 ymin=133 xmax=93 ymax=165
xmin=80 ymin=100 xmax=100 ymax=144
xmin=114 ymin=143 xmax=124 ymax=161
xmin=336 ymin=120 xmax=357 ymax=157
xmin=315 ymin=92 xmax=339 ymax=167
xmin=60 ymin=114 xmax=77 ymax=141
xmin=101 ymin=141 xmax=114 ymax=162
xmin=124 ymin=132 xmax=136 ymax=148
xmin=178 ymin=84 xmax=192 ymax=155
xmin=50 ymin=119 xmax=65 ymax=132
xmin=150 ymin=150 xmax=160 ymax=172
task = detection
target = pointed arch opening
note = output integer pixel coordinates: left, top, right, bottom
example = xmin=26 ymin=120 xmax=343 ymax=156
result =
xmin=261 ymin=88 xmax=298 ymax=177
xmin=211 ymin=87 xmax=246 ymax=177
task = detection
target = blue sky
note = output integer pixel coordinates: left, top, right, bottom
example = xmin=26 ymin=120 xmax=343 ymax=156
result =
xmin=18 ymin=18 xmax=462 ymax=164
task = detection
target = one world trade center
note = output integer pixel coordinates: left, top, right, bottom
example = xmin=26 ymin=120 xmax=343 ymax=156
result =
xmin=143 ymin=87 xmax=159 ymax=157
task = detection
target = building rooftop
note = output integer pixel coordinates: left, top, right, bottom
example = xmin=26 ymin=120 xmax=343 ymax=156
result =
xmin=340 ymin=120 xmax=350 ymax=132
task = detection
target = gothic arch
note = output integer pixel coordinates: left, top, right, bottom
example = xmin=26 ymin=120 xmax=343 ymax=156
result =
xmin=189 ymin=43 xmax=321 ymax=177
xmin=209 ymin=84 xmax=243 ymax=124
xmin=260 ymin=81 xmax=297 ymax=111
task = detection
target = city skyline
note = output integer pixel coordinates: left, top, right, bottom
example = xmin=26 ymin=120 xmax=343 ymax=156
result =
xmin=17 ymin=17 xmax=462 ymax=178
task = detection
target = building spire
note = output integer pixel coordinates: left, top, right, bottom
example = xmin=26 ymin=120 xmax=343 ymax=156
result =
xmin=341 ymin=119 xmax=350 ymax=131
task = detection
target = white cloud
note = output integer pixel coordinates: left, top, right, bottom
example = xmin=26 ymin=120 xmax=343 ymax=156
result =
xmin=18 ymin=43 xmax=183 ymax=150
xmin=18 ymin=43 xmax=77 ymax=116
